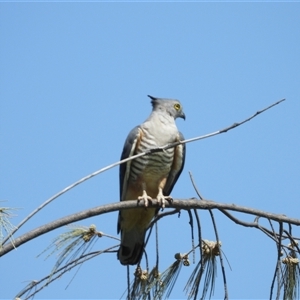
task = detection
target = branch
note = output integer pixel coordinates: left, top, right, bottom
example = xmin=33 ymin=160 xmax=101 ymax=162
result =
xmin=1 ymin=197 xmax=299 ymax=258
xmin=148 ymin=209 xmax=181 ymax=228
xmin=219 ymin=210 xmax=281 ymax=242
xmin=3 ymin=98 xmax=285 ymax=245
xmin=16 ymin=246 xmax=118 ymax=300
xmin=178 ymin=98 xmax=286 ymax=145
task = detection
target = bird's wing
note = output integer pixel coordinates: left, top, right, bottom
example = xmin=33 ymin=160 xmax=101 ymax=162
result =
xmin=163 ymin=131 xmax=186 ymax=196
xmin=119 ymin=126 xmax=141 ymax=202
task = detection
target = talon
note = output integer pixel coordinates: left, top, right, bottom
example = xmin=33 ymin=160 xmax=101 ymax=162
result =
xmin=157 ymin=193 xmax=173 ymax=210
xmin=138 ymin=190 xmax=152 ymax=207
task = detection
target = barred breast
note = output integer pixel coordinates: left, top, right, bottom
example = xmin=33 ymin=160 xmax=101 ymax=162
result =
xmin=129 ymin=126 xmax=175 ymax=189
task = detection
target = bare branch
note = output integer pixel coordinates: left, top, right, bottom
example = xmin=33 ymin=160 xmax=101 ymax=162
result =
xmin=219 ymin=98 xmax=285 ymax=133
xmin=1 ymin=197 xmax=299 ymax=258
xmin=269 ymin=222 xmax=283 ymax=300
xmin=16 ymin=246 xmax=118 ymax=300
xmin=172 ymin=98 xmax=286 ymax=146
xmin=148 ymin=209 xmax=180 ymax=229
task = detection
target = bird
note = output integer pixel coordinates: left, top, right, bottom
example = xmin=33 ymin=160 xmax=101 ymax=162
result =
xmin=117 ymin=95 xmax=186 ymax=265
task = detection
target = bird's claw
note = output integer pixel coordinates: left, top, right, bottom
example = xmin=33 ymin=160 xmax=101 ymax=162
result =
xmin=157 ymin=195 xmax=173 ymax=210
xmin=138 ymin=191 xmax=152 ymax=207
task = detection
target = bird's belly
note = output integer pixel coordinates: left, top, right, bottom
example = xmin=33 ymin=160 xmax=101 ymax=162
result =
xmin=133 ymin=149 xmax=173 ymax=175
xmin=142 ymin=165 xmax=170 ymax=184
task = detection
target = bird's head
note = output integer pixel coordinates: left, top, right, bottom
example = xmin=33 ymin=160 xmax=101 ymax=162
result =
xmin=148 ymin=95 xmax=186 ymax=120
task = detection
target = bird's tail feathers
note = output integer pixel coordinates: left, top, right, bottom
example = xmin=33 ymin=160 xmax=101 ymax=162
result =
xmin=118 ymin=228 xmax=146 ymax=265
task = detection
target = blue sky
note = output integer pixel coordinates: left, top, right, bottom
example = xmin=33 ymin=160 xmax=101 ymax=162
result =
xmin=1 ymin=2 xmax=300 ymax=299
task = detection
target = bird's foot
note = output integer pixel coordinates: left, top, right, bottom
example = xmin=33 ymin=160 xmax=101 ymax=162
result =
xmin=138 ymin=190 xmax=152 ymax=207
xmin=157 ymin=193 xmax=173 ymax=210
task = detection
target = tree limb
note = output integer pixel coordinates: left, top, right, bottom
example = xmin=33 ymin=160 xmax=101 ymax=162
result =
xmin=1 ymin=197 xmax=299 ymax=258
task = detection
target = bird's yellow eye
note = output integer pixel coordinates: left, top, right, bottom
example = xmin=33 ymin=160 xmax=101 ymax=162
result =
xmin=174 ymin=103 xmax=181 ymax=110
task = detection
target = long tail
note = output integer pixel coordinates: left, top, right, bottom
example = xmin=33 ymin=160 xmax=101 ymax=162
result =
xmin=118 ymin=228 xmax=146 ymax=265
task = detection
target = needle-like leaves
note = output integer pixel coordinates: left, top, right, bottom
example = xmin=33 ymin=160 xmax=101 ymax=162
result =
xmin=129 ymin=266 xmax=150 ymax=300
xmin=154 ymin=253 xmax=190 ymax=299
xmin=128 ymin=253 xmax=190 ymax=300
xmin=281 ymin=242 xmax=300 ymax=300
xmin=37 ymin=224 xmax=104 ymax=280
xmin=184 ymin=240 xmax=221 ymax=300
xmin=0 ymin=203 xmax=19 ymax=249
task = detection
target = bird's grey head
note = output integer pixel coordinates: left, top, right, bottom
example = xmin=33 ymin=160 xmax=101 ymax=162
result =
xmin=148 ymin=95 xmax=186 ymax=120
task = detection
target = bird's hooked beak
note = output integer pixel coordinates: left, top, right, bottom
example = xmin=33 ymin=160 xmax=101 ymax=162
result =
xmin=180 ymin=111 xmax=186 ymax=120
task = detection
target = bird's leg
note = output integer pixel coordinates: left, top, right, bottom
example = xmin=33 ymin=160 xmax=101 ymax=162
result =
xmin=156 ymin=188 xmax=173 ymax=210
xmin=138 ymin=183 xmax=152 ymax=207
xmin=157 ymin=178 xmax=173 ymax=210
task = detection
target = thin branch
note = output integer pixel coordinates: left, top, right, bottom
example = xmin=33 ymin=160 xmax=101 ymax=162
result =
xmin=193 ymin=209 xmax=205 ymax=300
xmin=219 ymin=209 xmax=298 ymax=246
xmin=187 ymin=209 xmax=195 ymax=264
xmin=219 ymin=209 xmax=262 ymax=227
xmin=16 ymin=245 xmax=118 ymax=299
xmin=1 ymin=197 xmax=300 ymax=258
xmin=188 ymin=173 xmax=204 ymax=201
xmin=218 ymin=98 xmax=285 ymax=133
xmin=269 ymin=222 xmax=282 ymax=300
xmin=283 ymin=230 xmax=300 ymax=255
xmin=155 ymin=221 xmax=159 ymax=269
xmin=277 ymin=222 xmax=284 ymax=300
xmin=127 ymin=265 xmax=130 ymax=300
xmin=171 ymin=98 xmax=286 ymax=147
xmin=256 ymin=222 xmax=284 ymax=245
xmin=148 ymin=209 xmax=180 ymax=229
xmin=3 ymin=98 xmax=285 ymax=245
xmin=208 ymin=209 xmax=228 ymax=300
xmin=1 ymin=152 xmax=147 ymax=245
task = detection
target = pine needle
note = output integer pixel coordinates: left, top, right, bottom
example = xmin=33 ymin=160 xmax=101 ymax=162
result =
xmin=37 ymin=224 xmax=103 ymax=281
xmin=154 ymin=253 xmax=190 ymax=299
xmin=0 ymin=203 xmax=19 ymax=249
xmin=146 ymin=266 xmax=161 ymax=298
xmin=281 ymin=241 xmax=300 ymax=300
xmin=185 ymin=240 xmax=221 ymax=300
xmin=129 ymin=266 xmax=150 ymax=300
xmin=14 ymin=280 xmax=38 ymax=300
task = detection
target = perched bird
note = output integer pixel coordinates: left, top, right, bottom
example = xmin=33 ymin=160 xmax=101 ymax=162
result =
xmin=117 ymin=95 xmax=186 ymax=265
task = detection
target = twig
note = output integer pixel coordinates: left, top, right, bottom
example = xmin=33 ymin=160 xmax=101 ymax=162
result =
xmin=270 ymin=222 xmax=283 ymax=300
xmin=127 ymin=265 xmax=130 ymax=300
xmin=16 ymin=245 xmax=118 ymax=299
xmin=283 ymin=230 xmax=300 ymax=255
xmin=187 ymin=209 xmax=195 ymax=263
xmin=148 ymin=209 xmax=180 ymax=229
xmin=218 ymin=209 xmax=298 ymax=245
xmin=192 ymin=209 xmax=203 ymax=299
xmin=208 ymin=209 xmax=228 ymax=300
xmin=155 ymin=221 xmax=159 ymax=267
xmin=188 ymin=172 xmax=204 ymax=201
xmin=3 ymin=98 xmax=285 ymax=245
xmin=218 ymin=98 xmax=285 ymax=133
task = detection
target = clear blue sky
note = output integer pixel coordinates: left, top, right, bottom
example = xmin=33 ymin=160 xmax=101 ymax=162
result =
xmin=1 ymin=2 xmax=300 ymax=299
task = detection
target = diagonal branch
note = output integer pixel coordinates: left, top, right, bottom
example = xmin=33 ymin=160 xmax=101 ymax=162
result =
xmin=2 ymin=98 xmax=285 ymax=245
xmin=16 ymin=246 xmax=118 ymax=300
